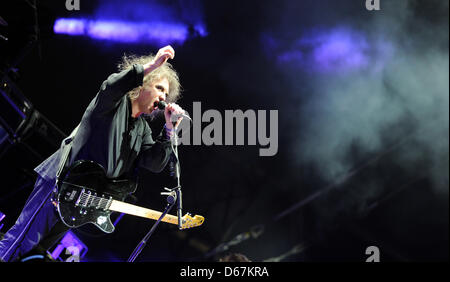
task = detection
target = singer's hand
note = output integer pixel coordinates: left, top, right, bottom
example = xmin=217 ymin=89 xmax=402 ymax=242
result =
xmin=143 ymin=45 xmax=175 ymax=75
xmin=164 ymin=103 xmax=185 ymax=130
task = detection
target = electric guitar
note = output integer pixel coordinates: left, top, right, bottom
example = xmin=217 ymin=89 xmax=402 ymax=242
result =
xmin=56 ymin=160 xmax=204 ymax=233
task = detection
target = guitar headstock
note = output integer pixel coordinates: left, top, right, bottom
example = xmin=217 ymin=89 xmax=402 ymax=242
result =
xmin=180 ymin=213 xmax=205 ymax=229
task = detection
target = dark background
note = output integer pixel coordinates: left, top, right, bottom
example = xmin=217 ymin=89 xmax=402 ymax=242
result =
xmin=0 ymin=0 xmax=448 ymax=262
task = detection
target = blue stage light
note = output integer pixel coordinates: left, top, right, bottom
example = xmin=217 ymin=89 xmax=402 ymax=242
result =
xmin=54 ymin=18 xmax=199 ymax=45
xmin=53 ymin=1 xmax=207 ymax=45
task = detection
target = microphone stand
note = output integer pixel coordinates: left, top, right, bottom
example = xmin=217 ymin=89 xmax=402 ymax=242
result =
xmin=127 ymin=191 xmax=176 ymax=262
xmin=127 ymin=122 xmax=184 ymax=262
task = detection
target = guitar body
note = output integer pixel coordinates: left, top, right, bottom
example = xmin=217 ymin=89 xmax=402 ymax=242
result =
xmin=57 ymin=160 xmax=136 ymax=233
xmin=57 ymin=160 xmax=204 ymax=233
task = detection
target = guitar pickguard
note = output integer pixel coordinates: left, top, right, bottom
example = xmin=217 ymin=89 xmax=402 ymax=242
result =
xmin=57 ymin=160 xmax=134 ymax=233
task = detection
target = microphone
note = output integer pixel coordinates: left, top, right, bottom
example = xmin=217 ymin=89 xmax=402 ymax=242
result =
xmin=156 ymin=100 xmax=168 ymax=110
xmin=156 ymin=101 xmax=191 ymax=121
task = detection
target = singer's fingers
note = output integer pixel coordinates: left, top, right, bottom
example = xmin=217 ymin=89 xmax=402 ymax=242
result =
xmin=159 ymin=45 xmax=175 ymax=59
xmin=159 ymin=51 xmax=173 ymax=62
xmin=164 ymin=103 xmax=185 ymax=126
xmin=165 ymin=45 xmax=175 ymax=59
xmin=174 ymin=116 xmax=183 ymax=128
xmin=144 ymin=46 xmax=175 ymax=75
xmin=166 ymin=103 xmax=185 ymax=115
xmin=152 ymin=46 xmax=175 ymax=68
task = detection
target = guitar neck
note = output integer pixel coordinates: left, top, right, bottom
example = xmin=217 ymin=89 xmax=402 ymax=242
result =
xmin=108 ymin=200 xmax=179 ymax=225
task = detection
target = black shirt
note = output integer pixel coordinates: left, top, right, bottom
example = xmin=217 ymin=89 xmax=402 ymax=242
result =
xmin=35 ymin=64 xmax=172 ymax=182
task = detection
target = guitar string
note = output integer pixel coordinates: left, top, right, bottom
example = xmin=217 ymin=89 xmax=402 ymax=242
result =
xmin=62 ymin=181 xmax=112 ymax=209
xmin=78 ymin=194 xmax=195 ymax=227
xmin=79 ymin=192 xmax=181 ymax=223
xmin=78 ymin=192 xmax=110 ymax=209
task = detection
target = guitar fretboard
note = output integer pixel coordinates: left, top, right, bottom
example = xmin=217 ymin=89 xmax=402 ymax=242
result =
xmin=108 ymin=200 xmax=179 ymax=225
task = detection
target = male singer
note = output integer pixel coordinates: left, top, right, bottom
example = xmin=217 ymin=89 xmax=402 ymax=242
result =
xmin=0 ymin=45 xmax=185 ymax=262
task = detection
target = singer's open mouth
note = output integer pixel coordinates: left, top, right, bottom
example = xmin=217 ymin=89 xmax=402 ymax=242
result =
xmin=149 ymin=101 xmax=159 ymax=113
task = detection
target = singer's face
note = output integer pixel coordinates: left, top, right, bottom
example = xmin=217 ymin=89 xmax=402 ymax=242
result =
xmin=136 ymin=76 xmax=169 ymax=115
